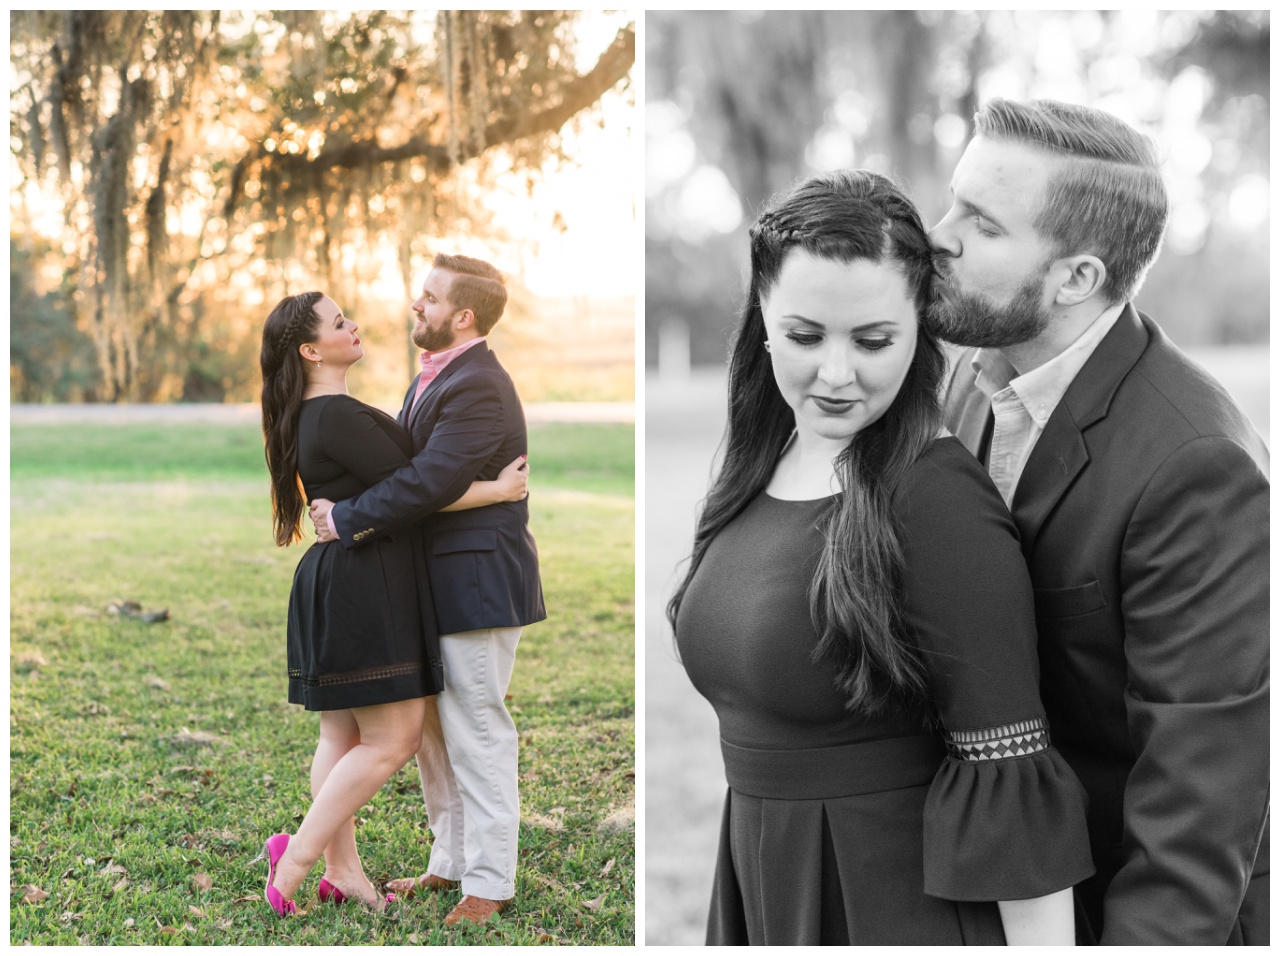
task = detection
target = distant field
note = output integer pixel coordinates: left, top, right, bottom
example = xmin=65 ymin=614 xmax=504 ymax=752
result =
xmin=9 ymin=421 xmax=634 ymax=497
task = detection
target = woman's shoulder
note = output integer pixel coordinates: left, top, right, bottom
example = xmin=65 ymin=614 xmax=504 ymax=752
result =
xmin=892 ymin=434 xmax=1006 ymax=523
xmin=901 ymin=433 xmax=989 ymax=486
xmin=310 ymin=393 xmax=396 ymax=427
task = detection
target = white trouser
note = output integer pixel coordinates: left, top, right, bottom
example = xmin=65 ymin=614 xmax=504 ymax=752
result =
xmin=418 ymin=626 xmax=522 ymax=900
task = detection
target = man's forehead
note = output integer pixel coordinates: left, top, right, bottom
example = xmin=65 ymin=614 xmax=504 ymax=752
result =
xmin=422 ymin=268 xmax=453 ymax=293
xmin=953 ymin=136 xmax=1050 ymax=216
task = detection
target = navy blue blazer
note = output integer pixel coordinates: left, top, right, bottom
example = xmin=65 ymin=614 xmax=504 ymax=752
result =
xmin=945 ymin=306 xmax=1269 ymax=945
xmin=331 ymin=341 xmax=546 ymax=635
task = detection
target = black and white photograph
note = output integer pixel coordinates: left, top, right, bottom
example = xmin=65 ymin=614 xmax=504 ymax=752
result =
xmin=646 ymin=9 xmax=1268 ymax=946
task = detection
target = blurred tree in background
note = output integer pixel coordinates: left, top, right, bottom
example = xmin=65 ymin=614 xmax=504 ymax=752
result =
xmin=11 ymin=10 xmax=634 ymax=402
xmin=647 ymin=10 xmax=1268 ymax=367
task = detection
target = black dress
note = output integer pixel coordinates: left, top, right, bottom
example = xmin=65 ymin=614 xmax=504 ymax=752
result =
xmin=286 ymin=394 xmax=444 ymax=710
xmin=676 ymin=437 xmax=1094 ymax=945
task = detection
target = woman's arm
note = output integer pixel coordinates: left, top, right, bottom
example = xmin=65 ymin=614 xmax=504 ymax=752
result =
xmin=999 ymin=889 xmax=1075 ymax=945
xmin=440 ymin=454 xmax=528 ymax=511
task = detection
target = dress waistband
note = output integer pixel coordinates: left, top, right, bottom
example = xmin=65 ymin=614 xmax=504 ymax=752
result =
xmin=721 ymin=733 xmax=945 ymax=800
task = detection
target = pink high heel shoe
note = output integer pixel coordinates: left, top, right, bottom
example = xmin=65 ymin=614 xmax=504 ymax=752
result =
xmin=251 ymin=833 xmax=297 ymax=918
xmin=317 ymin=876 xmax=396 ymax=910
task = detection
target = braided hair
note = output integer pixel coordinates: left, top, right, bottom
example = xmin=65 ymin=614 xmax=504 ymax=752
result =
xmin=260 ymin=291 xmax=324 ymax=546
xmin=668 ymin=170 xmax=945 ymax=715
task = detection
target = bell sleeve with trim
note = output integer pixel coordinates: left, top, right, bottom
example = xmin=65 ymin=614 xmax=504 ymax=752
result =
xmin=895 ymin=439 xmax=1095 ymax=902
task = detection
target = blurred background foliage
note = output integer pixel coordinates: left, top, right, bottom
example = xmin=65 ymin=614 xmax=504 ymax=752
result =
xmin=11 ymin=10 xmax=635 ymax=404
xmin=646 ymin=10 xmax=1268 ymax=368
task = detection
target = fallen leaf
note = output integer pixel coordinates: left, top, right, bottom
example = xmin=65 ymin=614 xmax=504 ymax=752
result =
xmin=21 ymin=886 xmax=49 ymax=903
xmin=169 ymin=729 xmax=219 ymax=748
xmin=99 ymin=861 xmax=126 ymax=875
xmin=582 ymin=893 xmax=606 ymax=913
xmin=215 ymin=918 xmax=232 ymax=930
xmin=192 ymin=873 xmax=213 ymax=892
xmin=112 ymin=877 xmax=128 ymax=893
xmin=124 ymin=918 xmax=134 ymax=928
xmin=188 ymin=905 xmax=205 ymax=919
xmin=407 ymin=933 xmax=420 ymax=944
xmin=14 ymin=652 xmax=47 ymax=674
xmin=147 ymin=677 xmax=171 ymax=691
xmin=535 ymin=932 xmax=559 ymax=944
xmin=600 ymin=858 xmax=615 ymax=876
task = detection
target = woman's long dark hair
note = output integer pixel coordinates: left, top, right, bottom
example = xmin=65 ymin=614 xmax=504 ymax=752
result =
xmin=260 ymin=291 xmax=324 ymax=547
xmin=668 ymin=170 xmax=946 ymax=714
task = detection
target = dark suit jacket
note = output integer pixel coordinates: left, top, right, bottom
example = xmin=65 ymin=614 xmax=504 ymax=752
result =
xmin=945 ymin=306 xmax=1269 ymax=945
xmin=331 ymin=341 xmax=546 ymax=634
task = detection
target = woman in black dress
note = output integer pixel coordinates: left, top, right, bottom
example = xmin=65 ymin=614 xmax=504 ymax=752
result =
xmin=254 ymin=291 xmax=528 ymax=916
xmin=667 ymin=170 xmax=1094 ymax=944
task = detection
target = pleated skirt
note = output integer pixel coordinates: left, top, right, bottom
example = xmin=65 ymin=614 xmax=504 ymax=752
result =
xmin=286 ymin=530 xmax=444 ymax=711
xmin=706 ymin=736 xmax=1007 ymax=946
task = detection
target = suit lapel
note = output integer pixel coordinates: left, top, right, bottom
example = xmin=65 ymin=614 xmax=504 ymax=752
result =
xmin=398 ymin=374 xmax=420 ymax=427
xmin=1010 ymin=304 xmax=1149 ymax=551
xmin=943 ymin=348 xmax=992 ymax=458
xmin=406 ymin=340 xmax=490 ymax=428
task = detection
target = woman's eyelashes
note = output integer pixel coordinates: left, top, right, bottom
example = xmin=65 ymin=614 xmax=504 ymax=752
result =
xmin=782 ymin=331 xmax=895 ymax=351
xmin=784 ymin=330 xmax=822 ymax=347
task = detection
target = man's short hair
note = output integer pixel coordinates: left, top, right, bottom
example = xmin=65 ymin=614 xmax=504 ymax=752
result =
xmin=975 ymin=98 xmax=1169 ymax=305
xmin=434 ymin=253 xmax=508 ymax=335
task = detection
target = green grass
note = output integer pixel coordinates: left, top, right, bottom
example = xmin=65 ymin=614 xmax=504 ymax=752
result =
xmin=9 ymin=422 xmax=634 ymax=945
xmin=9 ymin=421 xmax=635 ymax=494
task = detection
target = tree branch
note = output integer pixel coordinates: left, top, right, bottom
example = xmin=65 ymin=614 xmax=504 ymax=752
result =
xmin=251 ymin=23 xmax=634 ymax=183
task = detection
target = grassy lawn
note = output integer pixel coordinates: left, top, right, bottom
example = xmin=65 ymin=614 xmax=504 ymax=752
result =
xmin=10 ymin=421 xmax=635 ymax=945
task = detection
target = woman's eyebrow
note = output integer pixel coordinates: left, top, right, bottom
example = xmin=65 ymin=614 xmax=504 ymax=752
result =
xmin=782 ymin=315 xmax=900 ymax=332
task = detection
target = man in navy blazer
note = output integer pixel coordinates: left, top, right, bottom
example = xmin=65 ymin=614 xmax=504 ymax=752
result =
xmin=932 ymin=99 xmax=1267 ymax=944
xmin=311 ymin=253 xmax=546 ymax=926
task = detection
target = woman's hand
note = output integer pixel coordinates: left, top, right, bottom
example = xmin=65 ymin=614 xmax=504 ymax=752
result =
xmin=495 ymin=454 xmax=530 ymax=501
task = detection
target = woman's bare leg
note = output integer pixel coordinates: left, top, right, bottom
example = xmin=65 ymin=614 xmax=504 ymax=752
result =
xmin=311 ymin=710 xmax=365 ymax=891
xmin=271 ymin=697 xmax=426 ymax=905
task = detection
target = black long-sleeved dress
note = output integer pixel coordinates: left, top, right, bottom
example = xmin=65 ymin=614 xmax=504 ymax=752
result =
xmin=286 ymin=394 xmax=444 ymax=710
xmin=676 ymin=437 xmax=1094 ymax=945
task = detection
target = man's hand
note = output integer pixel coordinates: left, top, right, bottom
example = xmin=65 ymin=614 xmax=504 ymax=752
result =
xmin=310 ymin=498 xmax=337 ymax=543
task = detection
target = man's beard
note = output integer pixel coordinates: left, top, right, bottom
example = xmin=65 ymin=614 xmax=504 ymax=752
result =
xmin=927 ymin=265 xmax=1052 ymax=349
xmin=412 ymin=319 xmax=455 ymax=352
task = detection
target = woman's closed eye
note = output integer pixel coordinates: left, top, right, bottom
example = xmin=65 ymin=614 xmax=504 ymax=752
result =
xmin=784 ymin=330 xmax=822 ymax=347
xmin=858 ymin=337 xmax=895 ymax=352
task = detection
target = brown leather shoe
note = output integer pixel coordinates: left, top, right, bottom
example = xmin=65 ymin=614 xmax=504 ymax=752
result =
xmin=444 ymin=895 xmax=512 ymax=926
xmin=383 ymin=872 xmax=460 ymax=899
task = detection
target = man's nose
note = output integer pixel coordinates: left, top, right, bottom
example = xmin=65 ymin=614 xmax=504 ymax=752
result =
xmin=928 ymin=211 xmax=961 ymax=258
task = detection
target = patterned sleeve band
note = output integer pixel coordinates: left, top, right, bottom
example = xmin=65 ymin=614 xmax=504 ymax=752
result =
xmin=944 ymin=716 xmax=1050 ymax=762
